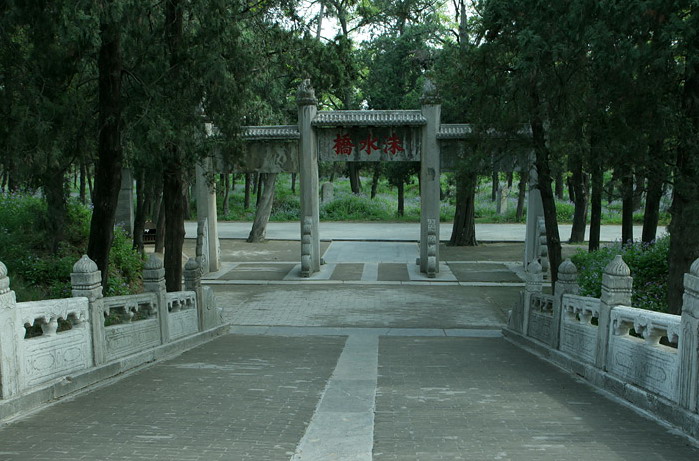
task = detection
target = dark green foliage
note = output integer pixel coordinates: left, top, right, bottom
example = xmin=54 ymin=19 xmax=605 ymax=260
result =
xmin=572 ymin=236 xmax=670 ymax=313
xmin=0 ymin=193 xmax=143 ymax=301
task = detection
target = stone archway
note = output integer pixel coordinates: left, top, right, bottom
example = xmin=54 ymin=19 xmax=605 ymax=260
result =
xmin=195 ymin=79 xmax=542 ymax=278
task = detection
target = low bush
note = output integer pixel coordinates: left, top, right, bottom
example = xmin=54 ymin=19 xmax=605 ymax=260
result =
xmin=320 ymin=193 xmax=393 ymax=221
xmin=571 ymin=235 xmax=669 ymax=312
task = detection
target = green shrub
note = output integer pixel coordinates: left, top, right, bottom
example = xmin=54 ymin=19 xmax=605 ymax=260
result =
xmin=571 ymin=235 xmax=669 ymax=312
xmin=105 ymin=227 xmax=144 ymax=297
xmin=270 ymin=193 xmax=300 ymax=221
xmin=0 ymin=193 xmax=144 ymax=300
xmin=555 ymin=202 xmax=575 ymax=222
xmin=320 ymin=193 xmax=393 ymax=221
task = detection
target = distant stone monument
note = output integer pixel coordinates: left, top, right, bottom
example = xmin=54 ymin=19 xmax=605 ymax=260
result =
xmin=496 ymin=186 xmax=509 ymax=215
xmin=321 ymin=182 xmax=334 ymax=203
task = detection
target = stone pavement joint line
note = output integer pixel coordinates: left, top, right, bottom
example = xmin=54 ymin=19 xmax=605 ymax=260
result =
xmin=291 ymin=334 xmax=379 ymax=461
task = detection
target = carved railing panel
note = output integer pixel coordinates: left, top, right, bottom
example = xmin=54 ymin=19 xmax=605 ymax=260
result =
xmin=609 ymin=306 xmax=681 ymax=402
xmin=166 ymin=291 xmax=198 ymax=340
xmin=103 ymin=293 xmax=158 ymax=326
xmin=527 ymin=293 xmax=554 ymax=344
xmin=559 ymin=295 xmax=601 ymax=364
xmin=16 ymin=298 xmax=92 ymax=391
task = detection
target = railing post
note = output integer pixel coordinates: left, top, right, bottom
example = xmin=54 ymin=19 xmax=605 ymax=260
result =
xmin=143 ymin=254 xmax=169 ymax=344
xmin=678 ymin=258 xmax=699 ymax=412
xmin=0 ymin=261 xmax=20 ymax=398
xmin=523 ymin=260 xmax=543 ymax=335
xmin=552 ymin=258 xmax=579 ymax=348
xmin=184 ymin=258 xmax=204 ymax=332
xmin=71 ymin=255 xmax=105 ymax=366
xmin=596 ymin=255 xmax=632 ymax=370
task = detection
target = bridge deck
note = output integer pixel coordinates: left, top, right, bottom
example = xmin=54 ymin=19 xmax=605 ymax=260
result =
xmin=0 ymin=239 xmax=694 ymax=460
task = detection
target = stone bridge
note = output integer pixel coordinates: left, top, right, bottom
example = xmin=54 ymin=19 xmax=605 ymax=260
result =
xmin=0 ymin=230 xmax=697 ymax=460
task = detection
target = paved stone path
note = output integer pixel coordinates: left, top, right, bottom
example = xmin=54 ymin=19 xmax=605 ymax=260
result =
xmin=0 ymin=240 xmax=696 ymax=460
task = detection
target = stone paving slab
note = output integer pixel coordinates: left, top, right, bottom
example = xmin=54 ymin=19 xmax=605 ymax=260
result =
xmin=448 ymin=262 xmax=524 ymax=283
xmin=378 ymin=263 xmax=411 ymax=282
xmin=219 ymin=263 xmax=297 ymax=280
xmin=373 ymin=337 xmax=699 ymax=461
xmin=0 ymin=335 xmax=345 ymax=461
xmin=214 ymin=284 xmax=514 ymax=329
xmin=330 ymin=263 xmax=364 ymax=281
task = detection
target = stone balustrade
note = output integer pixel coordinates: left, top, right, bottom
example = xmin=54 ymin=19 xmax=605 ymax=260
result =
xmin=0 ymin=254 xmax=224 ymax=414
xmin=505 ymin=254 xmax=699 ymax=439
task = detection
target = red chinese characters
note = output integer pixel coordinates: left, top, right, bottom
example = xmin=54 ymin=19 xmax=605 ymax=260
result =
xmin=383 ymin=133 xmax=405 ymax=156
xmin=359 ymin=134 xmax=379 ymax=155
xmin=333 ymin=133 xmax=354 ymax=155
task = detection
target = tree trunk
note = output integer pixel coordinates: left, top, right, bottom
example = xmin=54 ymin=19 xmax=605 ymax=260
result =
xmin=449 ymin=172 xmax=477 ymax=246
xmin=491 ymin=170 xmax=498 ymax=201
xmin=223 ymin=172 xmax=230 ymax=217
xmin=244 ymin=173 xmax=251 ymax=209
xmin=291 ymin=172 xmax=296 ymax=194
xmin=371 ymin=164 xmax=381 ymax=199
xmin=531 ymin=104 xmax=562 ymax=284
xmin=568 ymin=153 xmax=589 ymax=243
xmin=87 ymin=170 xmax=93 ymax=200
xmin=397 ymin=181 xmax=405 ymax=216
xmin=163 ymin=158 xmax=186 ymax=292
xmin=247 ymin=173 xmax=277 ymax=242
xmin=620 ymin=169 xmax=634 ymax=243
xmin=555 ymin=170 xmax=564 ymax=200
xmin=44 ymin=170 xmax=68 ymax=253
xmin=87 ymin=12 xmax=123 ymax=289
xmin=256 ymin=173 xmax=263 ymax=207
xmin=632 ymin=174 xmax=644 ymax=211
xmin=642 ymin=161 xmax=664 ymax=243
xmin=79 ymin=161 xmax=87 ymax=204
xmin=132 ymin=169 xmax=146 ymax=254
xmin=162 ymin=0 xmax=186 ymax=292
xmin=155 ymin=195 xmax=165 ymax=253
xmin=349 ymin=163 xmax=361 ymax=194
xmin=667 ymin=62 xmax=699 ymax=314
xmin=587 ymin=159 xmax=604 ymax=251
xmin=506 ymin=171 xmax=513 ymax=189
xmin=516 ymin=170 xmax=528 ymax=222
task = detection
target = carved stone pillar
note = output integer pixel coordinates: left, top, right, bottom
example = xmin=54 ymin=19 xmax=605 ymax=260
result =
xmin=523 ymin=260 xmax=543 ymax=335
xmin=419 ymin=79 xmax=441 ymax=278
xmin=143 ymin=254 xmax=169 ymax=343
xmin=596 ymin=255 xmax=633 ymax=370
xmin=0 ymin=261 xmax=20 ymax=398
xmin=71 ymin=255 xmax=105 ymax=365
xmin=678 ymin=258 xmax=699 ymax=412
xmin=552 ymin=259 xmax=580 ymax=348
xmin=184 ymin=258 xmax=204 ymax=332
xmin=297 ymin=80 xmax=320 ymax=276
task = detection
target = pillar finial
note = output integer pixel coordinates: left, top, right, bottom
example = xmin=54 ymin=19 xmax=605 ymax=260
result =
xmin=420 ymin=78 xmax=440 ymax=105
xmin=297 ymin=79 xmax=317 ymax=106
